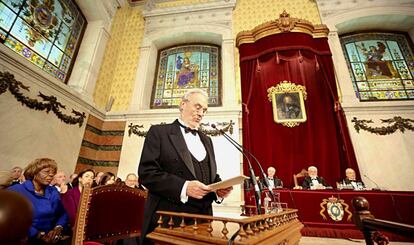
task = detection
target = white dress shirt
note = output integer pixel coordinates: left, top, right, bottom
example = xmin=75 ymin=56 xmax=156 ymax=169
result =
xmin=178 ymin=119 xmax=207 ymax=203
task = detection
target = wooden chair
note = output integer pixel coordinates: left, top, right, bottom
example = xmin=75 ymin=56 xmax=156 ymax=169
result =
xmin=72 ymin=185 xmax=147 ymax=245
xmin=293 ymin=169 xmax=308 ymax=189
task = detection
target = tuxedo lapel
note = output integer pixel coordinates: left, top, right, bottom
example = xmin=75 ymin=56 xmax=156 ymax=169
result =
xmin=199 ymin=132 xmax=217 ymax=183
xmin=169 ymin=121 xmax=196 ymax=179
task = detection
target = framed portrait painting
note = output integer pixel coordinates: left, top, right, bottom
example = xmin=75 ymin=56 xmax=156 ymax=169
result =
xmin=267 ymin=81 xmax=307 ymax=127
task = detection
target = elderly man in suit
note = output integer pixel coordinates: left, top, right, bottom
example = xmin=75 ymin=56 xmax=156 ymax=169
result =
xmin=138 ymin=89 xmax=232 ymax=244
xmin=340 ymin=168 xmax=365 ymax=190
xmin=302 ymin=166 xmax=329 ymax=189
xmin=263 ymin=166 xmax=283 ymax=189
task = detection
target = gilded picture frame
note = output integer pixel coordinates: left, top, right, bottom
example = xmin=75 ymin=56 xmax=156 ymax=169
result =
xmin=267 ymin=81 xmax=307 ymax=127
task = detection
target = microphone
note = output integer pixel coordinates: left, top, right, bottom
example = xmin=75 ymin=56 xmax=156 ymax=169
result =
xmin=363 ymin=174 xmax=381 ymax=191
xmin=211 ymin=124 xmax=276 ymax=200
xmin=211 ymin=124 xmax=262 ymax=214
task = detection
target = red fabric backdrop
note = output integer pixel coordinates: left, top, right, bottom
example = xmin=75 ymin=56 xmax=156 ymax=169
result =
xmin=239 ymin=32 xmax=359 ymax=187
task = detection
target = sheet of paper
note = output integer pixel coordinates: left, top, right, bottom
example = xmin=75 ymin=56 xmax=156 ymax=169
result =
xmin=208 ymin=175 xmax=249 ymax=191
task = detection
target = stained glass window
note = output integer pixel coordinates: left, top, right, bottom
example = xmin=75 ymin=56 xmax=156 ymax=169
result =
xmin=0 ymin=0 xmax=86 ymax=83
xmin=340 ymin=32 xmax=414 ymax=101
xmin=151 ymin=44 xmax=221 ymax=108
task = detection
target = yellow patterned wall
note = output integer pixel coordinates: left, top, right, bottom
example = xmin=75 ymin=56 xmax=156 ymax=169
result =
xmin=93 ymin=6 xmax=145 ymax=111
xmin=232 ymin=0 xmax=321 ymax=102
xmin=93 ymin=0 xmax=322 ymax=111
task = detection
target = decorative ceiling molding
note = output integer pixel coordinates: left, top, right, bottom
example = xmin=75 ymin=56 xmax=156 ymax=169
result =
xmin=236 ymin=11 xmax=330 ymax=47
xmin=141 ymin=0 xmax=236 ymax=18
xmin=316 ymin=0 xmax=414 ymax=19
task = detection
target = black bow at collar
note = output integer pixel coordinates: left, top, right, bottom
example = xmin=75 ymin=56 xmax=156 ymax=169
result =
xmin=178 ymin=121 xmax=198 ymax=136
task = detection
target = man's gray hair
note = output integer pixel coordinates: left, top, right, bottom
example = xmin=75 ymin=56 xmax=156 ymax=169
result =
xmin=181 ymin=88 xmax=208 ymax=101
xmin=345 ymin=168 xmax=354 ymax=173
xmin=11 ymin=166 xmax=22 ymax=172
xmin=308 ymin=166 xmax=317 ymax=171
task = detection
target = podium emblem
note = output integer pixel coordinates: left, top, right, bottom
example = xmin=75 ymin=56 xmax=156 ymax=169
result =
xmin=320 ymin=196 xmax=352 ymax=222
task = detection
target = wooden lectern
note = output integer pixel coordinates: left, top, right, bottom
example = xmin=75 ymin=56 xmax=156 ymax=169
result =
xmin=147 ymin=209 xmax=303 ymax=245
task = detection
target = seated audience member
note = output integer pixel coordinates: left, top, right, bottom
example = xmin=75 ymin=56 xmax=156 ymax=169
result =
xmin=263 ymin=166 xmax=283 ymax=189
xmin=0 ymin=170 xmax=13 ymax=189
xmin=302 ymin=166 xmax=329 ymax=189
xmin=92 ymin=171 xmax=104 ymax=187
xmin=66 ymin=173 xmax=77 ymax=190
xmin=8 ymin=158 xmax=69 ymax=244
xmin=115 ymin=177 xmax=124 ymax=186
xmin=99 ymin=172 xmax=116 ymax=186
xmin=125 ymin=173 xmax=145 ymax=190
xmin=340 ymin=168 xmax=365 ymax=190
xmin=51 ymin=171 xmax=68 ymax=194
xmin=11 ymin=166 xmax=23 ymax=185
xmin=0 ymin=190 xmax=33 ymax=245
xmin=61 ymin=169 xmax=95 ymax=227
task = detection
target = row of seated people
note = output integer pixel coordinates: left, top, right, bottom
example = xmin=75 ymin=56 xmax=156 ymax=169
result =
xmin=0 ymin=158 xmax=145 ymax=245
xmin=5 ymin=166 xmax=145 ymax=194
xmin=251 ymin=166 xmax=365 ymax=191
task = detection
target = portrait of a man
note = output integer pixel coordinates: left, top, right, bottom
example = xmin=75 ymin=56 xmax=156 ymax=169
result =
xmin=276 ymin=93 xmax=302 ymax=120
xmin=268 ymin=81 xmax=307 ymax=127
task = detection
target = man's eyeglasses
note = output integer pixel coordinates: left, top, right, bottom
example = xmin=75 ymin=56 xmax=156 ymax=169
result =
xmin=185 ymin=100 xmax=207 ymax=114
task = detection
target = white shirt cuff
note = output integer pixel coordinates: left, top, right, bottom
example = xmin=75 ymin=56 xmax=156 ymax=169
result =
xmin=180 ymin=181 xmax=189 ymax=203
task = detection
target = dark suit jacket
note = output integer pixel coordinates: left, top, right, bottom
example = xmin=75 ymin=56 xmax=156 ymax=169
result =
xmin=260 ymin=177 xmax=283 ymax=189
xmin=138 ymin=120 xmax=221 ymax=242
xmin=341 ymin=178 xmax=365 ymax=189
xmin=302 ymin=176 xmax=329 ymax=189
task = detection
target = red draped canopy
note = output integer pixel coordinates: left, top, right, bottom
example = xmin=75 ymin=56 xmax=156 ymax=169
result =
xmin=238 ymin=32 xmax=359 ymax=187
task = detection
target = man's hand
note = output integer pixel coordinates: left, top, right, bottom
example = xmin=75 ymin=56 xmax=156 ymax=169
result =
xmin=216 ymin=186 xmax=233 ymax=198
xmin=186 ymin=180 xmax=212 ymax=199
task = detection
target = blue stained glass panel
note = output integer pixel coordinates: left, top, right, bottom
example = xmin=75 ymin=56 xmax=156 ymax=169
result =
xmin=3 ymin=0 xmax=23 ymax=13
xmin=0 ymin=2 xmax=16 ymax=32
xmin=49 ymin=45 xmax=64 ymax=67
xmin=55 ymin=22 xmax=70 ymax=50
xmin=0 ymin=0 xmax=86 ymax=83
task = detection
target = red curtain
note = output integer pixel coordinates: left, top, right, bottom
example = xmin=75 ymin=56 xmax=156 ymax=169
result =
xmin=239 ymin=33 xmax=359 ymax=187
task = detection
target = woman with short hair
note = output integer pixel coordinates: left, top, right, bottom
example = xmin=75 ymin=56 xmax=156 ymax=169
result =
xmin=8 ymin=158 xmax=69 ymax=244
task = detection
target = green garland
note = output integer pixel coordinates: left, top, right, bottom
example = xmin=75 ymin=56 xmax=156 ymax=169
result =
xmin=0 ymin=71 xmax=86 ymax=127
xmin=128 ymin=120 xmax=235 ymax=137
xmin=352 ymin=116 xmax=414 ymax=135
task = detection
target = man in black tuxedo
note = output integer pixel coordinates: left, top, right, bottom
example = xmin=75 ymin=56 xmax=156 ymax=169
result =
xmin=302 ymin=166 xmax=329 ymax=189
xmin=262 ymin=166 xmax=283 ymax=189
xmin=340 ymin=168 xmax=365 ymax=190
xmin=138 ymin=89 xmax=232 ymax=244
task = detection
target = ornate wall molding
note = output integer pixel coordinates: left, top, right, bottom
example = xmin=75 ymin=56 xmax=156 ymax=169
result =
xmin=0 ymin=71 xmax=86 ymax=127
xmin=236 ymin=11 xmax=330 ymax=47
xmin=351 ymin=116 xmax=414 ymax=135
xmin=128 ymin=120 xmax=234 ymax=137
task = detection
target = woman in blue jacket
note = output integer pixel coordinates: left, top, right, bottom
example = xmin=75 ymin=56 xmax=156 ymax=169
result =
xmin=8 ymin=158 xmax=69 ymax=244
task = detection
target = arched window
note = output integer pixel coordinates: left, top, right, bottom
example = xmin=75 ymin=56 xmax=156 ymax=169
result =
xmin=0 ymin=0 xmax=86 ymax=83
xmin=151 ymin=44 xmax=221 ymax=108
xmin=340 ymin=32 xmax=414 ymax=101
